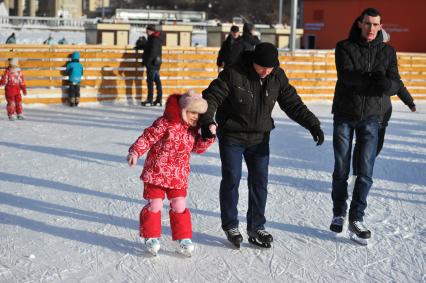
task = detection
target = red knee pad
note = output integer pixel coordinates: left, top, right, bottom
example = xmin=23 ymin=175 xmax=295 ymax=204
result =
xmin=139 ymin=206 xmax=161 ymax=238
xmin=169 ymin=208 xmax=192 ymax=241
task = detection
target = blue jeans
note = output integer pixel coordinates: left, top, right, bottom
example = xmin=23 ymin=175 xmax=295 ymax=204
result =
xmin=146 ymin=68 xmax=162 ymax=103
xmin=218 ymin=140 xmax=269 ymax=233
xmin=332 ymin=117 xmax=379 ymax=221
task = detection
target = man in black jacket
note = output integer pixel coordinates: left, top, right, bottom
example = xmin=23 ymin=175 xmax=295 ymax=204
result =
xmin=200 ymin=42 xmax=324 ymax=248
xmin=141 ymin=25 xmax=163 ymax=106
xmin=329 ymin=8 xmax=401 ymax=244
xmin=216 ymin=25 xmax=241 ymax=68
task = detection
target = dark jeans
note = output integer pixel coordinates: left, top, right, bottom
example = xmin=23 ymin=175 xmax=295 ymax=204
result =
xmin=146 ymin=68 xmax=162 ymax=103
xmin=353 ymin=126 xmax=386 ymax=175
xmin=332 ymin=117 xmax=379 ymax=222
xmin=69 ymin=84 xmax=80 ymax=104
xmin=218 ymin=139 xmax=269 ymax=233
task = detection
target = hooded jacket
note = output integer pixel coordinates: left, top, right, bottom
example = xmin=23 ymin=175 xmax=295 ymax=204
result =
xmin=142 ymin=31 xmax=163 ymax=70
xmin=129 ymin=95 xmax=215 ymax=189
xmin=200 ymin=51 xmax=321 ymax=146
xmin=332 ymin=17 xmax=401 ymax=120
xmin=0 ymin=67 xmax=26 ymax=96
xmin=66 ymin=52 xmax=83 ymax=84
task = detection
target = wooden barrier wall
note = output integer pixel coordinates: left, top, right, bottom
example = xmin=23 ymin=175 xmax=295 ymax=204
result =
xmin=0 ymin=44 xmax=425 ymax=104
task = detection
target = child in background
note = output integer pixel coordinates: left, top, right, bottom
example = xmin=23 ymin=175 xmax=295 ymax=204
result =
xmin=66 ymin=51 xmax=83 ymax=107
xmin=1 ymin=58 xmax=27 ymax=120
xmin=127 ymin=90 xmax=216 ymax=256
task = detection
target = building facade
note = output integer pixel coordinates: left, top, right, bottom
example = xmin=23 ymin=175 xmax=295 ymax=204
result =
xmin=303 ymin=0 xmax=426 ymax=52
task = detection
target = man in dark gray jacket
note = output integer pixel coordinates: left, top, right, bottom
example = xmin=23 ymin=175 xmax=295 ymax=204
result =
xmin=330 ymin=8 xmax=401 ymax=245
xmin=141 ymin=24 xmax=163 ymax=107
xmin=200 ymin=42 xmax=324 ymax=248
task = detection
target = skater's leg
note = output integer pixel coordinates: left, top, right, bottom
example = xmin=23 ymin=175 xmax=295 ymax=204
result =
xmin=6 ymin=94 xmax=16 ymax=118
xmin=153 ymin=70 xmax=162 ymax=104
xmin=75 ymin=84 xmax=80 ymax=106
xmin=144 ymin=68 xmax=155 ymax=103
xmin=243 ymin=141 xmax=269 ymax=234
xmin=168 ymin=187 xmax=191 ymax=241
xmin=218 ymin=140 xmax=244 ymax=231
xmin=15 ymin=94 xmax=23 ymax=117
xmin=140 ymin=199 xmax=162 ymax=238
xmin=140 ymin=183 xmax=166 ymax=238
xmin=349 ymin=118 xmax=378 ymax=222
xmin=332 ymin=117 xmax=355 ymax=218
xmin=69 ymin=84 xmax=76 ymax=106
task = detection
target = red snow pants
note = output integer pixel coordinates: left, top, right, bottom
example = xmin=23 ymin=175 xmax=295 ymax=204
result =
xmin=139 ymin=183 xmax=192 ymax=240
xmin=5 ymin=92 xmax=23 ymax=117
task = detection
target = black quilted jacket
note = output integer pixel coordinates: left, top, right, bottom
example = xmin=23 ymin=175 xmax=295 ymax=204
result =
xmin=332 ymin=18 xmax=401 ymax=120
xmin=200 ymin=51 xmax=320 ymax=146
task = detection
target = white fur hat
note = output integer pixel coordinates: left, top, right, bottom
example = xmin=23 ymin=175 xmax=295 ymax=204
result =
xmin=9 ymin=58 xmax=19 ymax=66
xmin=179 ymin=89 xmax=208 ymax=123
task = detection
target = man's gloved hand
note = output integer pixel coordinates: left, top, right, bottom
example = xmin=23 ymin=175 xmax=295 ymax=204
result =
xmin=408 ymin=103 xmax=416 ymax=112
xmin=201 ymin=123 xmax=216 ymax=140
xmin=309 ymin=125 xmax=324 ymax=146
xmin=371 ymin=71 xmax=392 ymax=92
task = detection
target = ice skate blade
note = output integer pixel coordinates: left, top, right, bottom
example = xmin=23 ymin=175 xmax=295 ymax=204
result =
xmin=248 ymin=237 xmax=272 ymax=248
xmin=349 ymin=232 xmax=368 ymax=246
xmin=147 ymin=247 xmax=160 ymax=256
xmin=145 ymin=241 xmax=160 ymax=256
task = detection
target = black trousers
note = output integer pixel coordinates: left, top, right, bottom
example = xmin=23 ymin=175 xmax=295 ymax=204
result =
xmin=69 ymin=84 xmax=80 ymax=102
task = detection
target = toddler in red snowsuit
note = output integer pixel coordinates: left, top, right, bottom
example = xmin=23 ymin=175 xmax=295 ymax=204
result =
xmin=1 ymin=58 xmax=27 ymax=120
xmin=127 ymin=90 xmax=216 ymax=256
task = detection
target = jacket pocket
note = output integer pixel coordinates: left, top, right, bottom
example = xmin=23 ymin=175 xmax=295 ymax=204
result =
xmin=232 ymin=85 xmax=252 ymax=113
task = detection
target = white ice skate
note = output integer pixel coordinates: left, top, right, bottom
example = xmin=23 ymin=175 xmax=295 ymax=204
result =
xmin=176 ymin=239 xmax=194 ymax=257
xmin=144 ymin=238 xmax=160 ymax=256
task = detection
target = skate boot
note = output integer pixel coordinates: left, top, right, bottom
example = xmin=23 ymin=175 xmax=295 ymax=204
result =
xmin=330 ymin=216 xmax=345 ymax=233
xmin=248 ymin=229 xmax=273 ymax=248
xmin=224 ymin=227 xmax=243 ymax=248
xmin=8 ymin=116 xmax=15 ymax=121
xmin=141 ymin=100 xmax=153 ymax=107
xmin=348 ymin=221 xmax=371 ymax=245
xmin=144 ymin=238 xmax=160 ymax=256
xmin=17 ymin=115 xmax=25 ymax=120
xmin=176 ymin=238 xmax=194 ymax=257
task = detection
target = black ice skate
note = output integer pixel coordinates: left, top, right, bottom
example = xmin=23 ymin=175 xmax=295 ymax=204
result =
xmin=330 ymin=216 xmax=345 ymax=233
xmin=348 ymin=221 xmax=371 ymax=245
xmin=224 ymin=228 xmax=243 ymax=248
xmin=248 ymin=229 xmax=273 ymax=248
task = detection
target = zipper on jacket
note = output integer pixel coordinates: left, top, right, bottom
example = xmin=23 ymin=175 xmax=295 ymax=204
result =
xmin=236 ymin=85 xmax=253 ymax=99
xmin=361 ymin=43 xmax=372 ymax=121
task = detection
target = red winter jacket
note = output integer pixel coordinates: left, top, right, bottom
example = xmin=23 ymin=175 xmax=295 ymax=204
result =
xmin=0 ymin=68 xmax=27 ymax=96
xmin=129 ymin=94 xmax=215 ymax=189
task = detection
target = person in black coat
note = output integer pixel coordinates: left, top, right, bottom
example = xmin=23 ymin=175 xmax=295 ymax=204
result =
xmin=329 ymin=8 xmax=402 ymax=241
xmin=216 ymin=25 xmax=241 ymax=68
xmin=199 ymin=42 xmax=324 ymax=248
xmin=240 ymin=23 xmax=261 ymax=51
xmin=352 ymin=28 xmax=416 ymax=175
xmin=141 ymin=25 xmax=163 ymax=106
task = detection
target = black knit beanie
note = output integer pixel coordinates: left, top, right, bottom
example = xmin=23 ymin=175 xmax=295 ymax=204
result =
xmin=253 ymin=42 xmax=279 ymax=68
xmin=146 ymin=24 xmax=156 ymax=31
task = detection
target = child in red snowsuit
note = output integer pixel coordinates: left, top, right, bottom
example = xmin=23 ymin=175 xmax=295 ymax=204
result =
xmin=1 ymin=58 xmax=27 ymax=120
xmin=127 ymin=90 xmax=216 ymax=256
